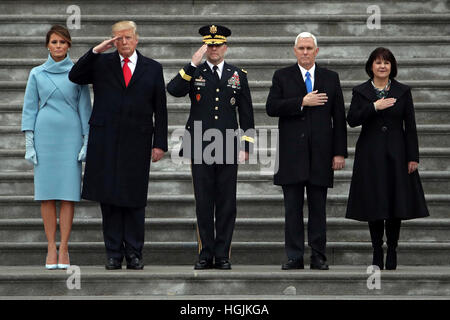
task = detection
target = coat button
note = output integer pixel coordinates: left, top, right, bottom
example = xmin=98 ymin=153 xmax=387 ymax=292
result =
xmin=215 ymin=97 xmax=219 ymax=101
xmin=216 ymin=88 xmax=220 ymax=92
xmin=381 ymin=126 xmax=388 ymax=132
xmin=215 ymin=116 xmax=219 ymax=120
xmin=215 ymin=106 xmax=219 ymax=110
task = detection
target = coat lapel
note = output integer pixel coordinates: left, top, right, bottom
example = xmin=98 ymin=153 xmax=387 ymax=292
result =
xmin=220 ymin=62 xmax=234 ymax=87
xmin=313 ymin=64 xmax=325 ymax=92
xmin=290 ymin=64 xmax=307 ymax=93
xmin=127 ymin=50 xmax=148 ymax=88
xmin=109 ymin=51 xmax=126 ymax=88
xmin=356 ymin=79 xmax=378 ymax=102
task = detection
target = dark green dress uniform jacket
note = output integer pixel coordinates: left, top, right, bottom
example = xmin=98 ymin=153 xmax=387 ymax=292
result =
xmin=167 ymin=62 xmax=255 ymax=164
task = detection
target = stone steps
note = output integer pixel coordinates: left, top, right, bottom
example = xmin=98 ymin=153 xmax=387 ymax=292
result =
xmin=1 ymin=0 xmax=447 ymax=15
xmin=3 ymin=58 xmax=450 ymax=82
xmin=2 ymin=102 xmax=450 ymax=126
xmin=0 ymin=265 xmax=449 ymax=297
xmin=1 ymin=14 xmax=449 ymax=37
xmin=2 ymin=124 xmax=450 ymax=149
xmin=1 ymin=194 xmax=449 ymax=219
xmin=0 ymin=170 xmax=448 ymax=196
xmin=0 ymin=241 xmax=449 ymax=266
xmin=1 ymin=80 xmax=449 ymax=105
xmin=0 ymin=217 xmax=448 ymax=243
xmin=0 ymin=36 xmax=449 ymax=59
xmin=1 ymin=146 xmax=449 ymax=172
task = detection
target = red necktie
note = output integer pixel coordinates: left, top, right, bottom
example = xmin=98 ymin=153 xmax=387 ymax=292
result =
xmin=123 ymin=57 xmax=132 ymax=87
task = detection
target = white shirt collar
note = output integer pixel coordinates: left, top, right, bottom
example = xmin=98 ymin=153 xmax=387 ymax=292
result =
xmin=119 ymin=50 xmax=138 ymax=65
xmin=206 ymin=60 xmax=225 ymax=74
xmin=298 ymin=63 xmax=315 ymax=80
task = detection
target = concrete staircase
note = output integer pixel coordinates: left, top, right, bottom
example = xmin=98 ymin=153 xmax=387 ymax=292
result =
xmin=0 ymin=0 xmax=449 ymax=299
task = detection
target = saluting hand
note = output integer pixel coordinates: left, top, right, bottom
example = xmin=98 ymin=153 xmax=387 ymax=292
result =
xmin=93 ymin=36 xmax=120 ymax=54
xmin=374 ymin=98 xmax=396 ymax=111
xmin=191 ymin=44 xmax=207 ymax=67
xmin=302 ymin=90 xmax=328 ymax=107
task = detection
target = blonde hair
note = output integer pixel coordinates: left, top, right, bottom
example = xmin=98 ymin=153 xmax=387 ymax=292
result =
xmin=112 ymin=21 xmax=138 ymax=37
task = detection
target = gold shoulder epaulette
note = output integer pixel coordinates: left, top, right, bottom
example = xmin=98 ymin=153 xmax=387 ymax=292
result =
xmin=241 ymin=69 xmax=248 ymax=74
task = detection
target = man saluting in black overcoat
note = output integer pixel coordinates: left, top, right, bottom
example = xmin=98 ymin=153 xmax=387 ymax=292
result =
xmin=69 ymin=21 xmax=168 ymax=270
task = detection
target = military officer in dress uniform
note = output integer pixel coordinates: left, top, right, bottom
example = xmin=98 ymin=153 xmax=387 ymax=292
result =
xmin=167 ymin=25 xmax=255 ymax=270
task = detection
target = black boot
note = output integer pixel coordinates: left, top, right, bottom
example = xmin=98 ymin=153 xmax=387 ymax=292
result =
xmin=385 ymin=219 xmax=401 ymax=270
xmin=368 ymin=220 xmax=384 ymax=270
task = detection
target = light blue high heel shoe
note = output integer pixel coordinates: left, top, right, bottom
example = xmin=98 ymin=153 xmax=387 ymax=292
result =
xmin=57 ymin=252 xmax=70 ymax=270
xmin=45 ymin=252 xmax=58 ymax=270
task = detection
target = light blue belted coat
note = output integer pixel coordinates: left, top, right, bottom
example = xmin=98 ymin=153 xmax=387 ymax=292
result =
xmin=21 ymin=54 xmax=91 ymax=201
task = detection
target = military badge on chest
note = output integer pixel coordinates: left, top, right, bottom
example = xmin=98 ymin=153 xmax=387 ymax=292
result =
xmin=228 ymin=71 xmax=241 ymax=89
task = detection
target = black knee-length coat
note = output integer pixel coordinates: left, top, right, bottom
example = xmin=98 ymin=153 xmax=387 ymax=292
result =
xmin=345 ymin=79 xmax=429 ymax=221
xmin=69 ymin=49 xmax=168 ymax=208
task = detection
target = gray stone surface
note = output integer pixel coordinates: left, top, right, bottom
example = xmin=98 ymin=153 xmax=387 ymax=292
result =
xmin=0 ymin=0 xmax=448 ymax=298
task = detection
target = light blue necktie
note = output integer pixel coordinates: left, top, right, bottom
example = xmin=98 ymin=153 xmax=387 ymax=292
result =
xmin=305 ymin=71 xmax=312 ymax=93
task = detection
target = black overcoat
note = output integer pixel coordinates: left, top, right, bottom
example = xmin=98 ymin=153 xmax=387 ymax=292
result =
xmin=167 ymin=62 xmax=254 ymax=164
xmin=266 ymin=64 xmax=348 ymax=187
xmin=345 ymin=79 xmax=429 ymax=221
xmin=69 ymin=49 xmax=168 ymax=207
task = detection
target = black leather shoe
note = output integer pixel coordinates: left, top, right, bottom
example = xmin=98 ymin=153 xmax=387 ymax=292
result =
xmin=310 ymin=255 xmax=329 ymax=270
xmin=194 ymin=259 xmax=214 ymax=270
xmin=126 ymin=255 xmax=144 ymax=270
xmin=105 ymin=257 xmax=122 ymax=270
xmin=215 ymin=258 xmax=232 ymax=270
xmin=282 ymin=259 xmax=304 ymax=270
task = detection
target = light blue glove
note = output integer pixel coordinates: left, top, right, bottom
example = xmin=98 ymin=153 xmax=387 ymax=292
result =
xmin=24 ymin=130 xmax=38 ymax=165
xmin=77 ymin=135 xmax=88 ymax=161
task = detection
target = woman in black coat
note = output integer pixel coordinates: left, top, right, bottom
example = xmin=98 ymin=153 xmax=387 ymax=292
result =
xmin=346 ymin=47 xmax=429 ymax=270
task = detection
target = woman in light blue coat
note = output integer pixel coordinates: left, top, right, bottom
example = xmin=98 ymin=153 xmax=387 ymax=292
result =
xmin=21 ymin=25 xmax=91 ymax=269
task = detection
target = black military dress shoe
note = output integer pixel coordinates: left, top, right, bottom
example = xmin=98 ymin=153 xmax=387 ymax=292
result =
xmin=126 ymin=254 xmax=144 ymax=270
xmin=105 ymin=257 xmax=122 ymax=270
xmin=282 ymin=259 xmax=304 ymax=270
xmin=194 ymin=259 xmax=214 ymax=270
xmin=215 ymin=259 xmax=232 ymax=270
xmin=310 ymin=255 xmax=329 ymax=270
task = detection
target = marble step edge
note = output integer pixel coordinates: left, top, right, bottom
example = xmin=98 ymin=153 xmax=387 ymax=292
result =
xmin=2 ymin=58 xmax=450 ymax=67
xmin=1 ymin=241 xmax=449 ymax=253
xmin=0 ymin=265 xmax=449 ymax=282
xmin=0 ymin=36 xmax=449 ymax=44
xmin=1 ymin=13 xmax=450 ymax=23
xmin=0 ymin=193 xmax=448 ymax=203
xmin=1 ymin=124 xmax=450 ymax=134
xmin=2 ymin=80 xmax=450 ymax=89
xmin=0 ymin=217 xmax=449 ymax=228
xmin=0 ymin=170 xmax=449 ymax=180
xmin=2 ymin=147 xmax=450 ymax=157
xmin=2 ymin=102 xmax=450 ymax=112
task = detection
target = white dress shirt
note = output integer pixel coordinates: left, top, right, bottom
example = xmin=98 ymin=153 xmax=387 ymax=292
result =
xmin=206 ymin=60 xmax=225 ymax=79
xmin=298 ymin=64 xmax=316 ymax=90
xmin=119 ymin=50 xmax=137 ymax=74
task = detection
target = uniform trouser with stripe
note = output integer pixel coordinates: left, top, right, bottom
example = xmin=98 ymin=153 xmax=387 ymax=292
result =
xmin=191 ymin=163 xmax=238 ymax=261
